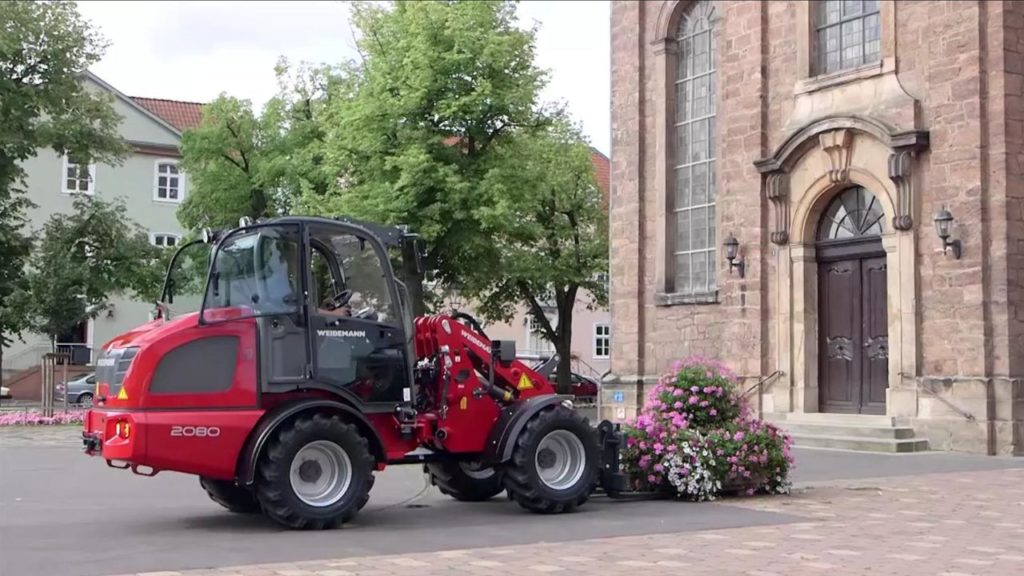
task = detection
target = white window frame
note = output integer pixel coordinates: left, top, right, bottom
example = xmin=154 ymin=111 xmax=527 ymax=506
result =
xmin=153 ymin=159 xmax=184 ymax=203
xmin=150 ymin=233 xmax=181 ymax=248
xmin=525 ymin=315 xmax=556 ymax=356
xmin=61 ymin=155 xmax=96 ymax=195
xmin=593 ymin=323 xmax=611 ymax=359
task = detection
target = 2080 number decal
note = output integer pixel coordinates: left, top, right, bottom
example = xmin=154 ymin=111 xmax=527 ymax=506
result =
xmin=170 ymin=426 xmax=221 ymax=438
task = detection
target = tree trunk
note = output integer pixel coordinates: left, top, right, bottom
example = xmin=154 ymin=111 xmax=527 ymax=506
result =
xmin=553 ymin=336 xmax=573 ymax=395
xmin=553 ymin=290 xmax=575 ymax=396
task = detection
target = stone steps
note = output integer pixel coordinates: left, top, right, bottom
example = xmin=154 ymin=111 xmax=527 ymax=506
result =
xmin=788 ymin=433 xmax=929 ymax=453
xmin=766 ymin=413 xmax=930 ymax=453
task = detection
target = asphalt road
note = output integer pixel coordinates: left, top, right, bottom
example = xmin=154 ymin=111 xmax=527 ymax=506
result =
xmin=1 ymin=437 xmax=1021 ymax=576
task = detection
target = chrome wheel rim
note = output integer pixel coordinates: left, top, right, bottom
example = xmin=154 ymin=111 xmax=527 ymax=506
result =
xmin=535 ymin=430 xmax=586 ymax=490
xmin=289 ymin=440 xmax=352 ymax=507
xmin=458 ymin=461 xmax=495 ymax=480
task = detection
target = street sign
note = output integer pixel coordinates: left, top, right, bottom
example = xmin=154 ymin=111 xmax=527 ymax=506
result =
xmin=612 ymin=391 xmax=625 ymax=403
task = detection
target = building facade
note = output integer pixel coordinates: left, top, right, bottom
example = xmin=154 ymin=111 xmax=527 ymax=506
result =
xmin=2 ymin=72 xmax=203 ymax=386
xmin=607 ymin=0 xmax=1024 ymax=455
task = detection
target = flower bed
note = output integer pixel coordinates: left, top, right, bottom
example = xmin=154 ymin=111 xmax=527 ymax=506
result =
xmin=621 ymin=356 xmax=793 ymax=501
xmin=0 ymin=409 xmax=85 ymax=426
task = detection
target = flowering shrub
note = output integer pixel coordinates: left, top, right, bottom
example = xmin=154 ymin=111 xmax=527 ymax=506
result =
xmin=621 ymin=356 xmax=793 ymax=501
xmin=0 ymin=409 xmax=85 ymax=426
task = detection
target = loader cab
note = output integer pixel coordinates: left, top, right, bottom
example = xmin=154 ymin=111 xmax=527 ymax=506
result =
xmin=199 ymin=217 xmax=416 ymax=410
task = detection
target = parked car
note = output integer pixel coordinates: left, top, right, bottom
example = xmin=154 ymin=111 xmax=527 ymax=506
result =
xmin=56 ymin=372 xmax=96 ymax=406
xmin=528 ymin=357 xmax=599 ymax=402
xmin=0 ymin=385 xmax=10 ymax=399
xmin=570 ymin=373 xmax=599 ymax=401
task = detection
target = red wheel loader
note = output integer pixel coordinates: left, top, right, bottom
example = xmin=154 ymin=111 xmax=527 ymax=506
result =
xmin=82 ymin=215 xmax=627 ymax=529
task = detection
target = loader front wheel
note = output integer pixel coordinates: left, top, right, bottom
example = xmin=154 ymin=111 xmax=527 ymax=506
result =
xmin=502 ymin=405 xmax=599 ymax=514
xmin=255 ymin=412 xmax=375 ymax=530
xmin=427 ymin=461 xmax=504 ymax=502
xmin=199 ymin=477 xmax=261 ymax=514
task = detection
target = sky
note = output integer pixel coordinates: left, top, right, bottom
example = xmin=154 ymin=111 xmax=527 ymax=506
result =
xmin=76 ymin=1 xmax=612 ymax=155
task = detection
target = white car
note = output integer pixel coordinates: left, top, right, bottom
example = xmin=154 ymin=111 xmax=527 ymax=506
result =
xmin=0 ymin=385 xmax=10 ymax=399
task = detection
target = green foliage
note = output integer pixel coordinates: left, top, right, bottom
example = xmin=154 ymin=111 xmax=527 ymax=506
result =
xmin=176 ymin=0 xmax=609 ymax=393
xmin=299 ymin=0 xmax=546 ymax=279
xmin=15 ymin=196 xmax=162 ymax=341
xmin=178 ymin=58 xmax=338 ymax=230
xmin=0 ymin=0 xmax=128 ymax=353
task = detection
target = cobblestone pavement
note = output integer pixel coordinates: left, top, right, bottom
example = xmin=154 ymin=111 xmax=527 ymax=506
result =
xmin=101 ymin=466 xmax=1024 ymax=576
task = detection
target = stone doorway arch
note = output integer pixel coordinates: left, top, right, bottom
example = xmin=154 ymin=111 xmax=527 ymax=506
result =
xmin=754 ymin=116 xmax=929 ymax=418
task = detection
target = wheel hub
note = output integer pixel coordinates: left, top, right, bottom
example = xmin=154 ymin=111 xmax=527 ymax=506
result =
xmin=298 ymin=459 xmax=322 ymax=483
xmin=289 ymin=440 xmax=353 ymax=507
xmin=537 ymin=448 xmax=557 ymax=469
xmin=534 ymin=430 xmax=586 ymax=491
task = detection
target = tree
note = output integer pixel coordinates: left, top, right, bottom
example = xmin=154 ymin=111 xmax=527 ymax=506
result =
xmin=0 ymin=0 xmax=128 ymax=373
xmin=300 ymin=0 xmax=547 ymax=317
xmin=15 ymin=196 xmax=162 ymax=347
xmin=308 ymin=1 xmax=608 ymax=392
xmin=468 ymin=117 xmax=609 ymax=394
xmin=178 ymin=58 xmax=336 ymax=230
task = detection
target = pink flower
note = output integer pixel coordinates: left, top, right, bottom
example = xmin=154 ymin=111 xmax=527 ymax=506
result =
xmin=734 ymin=431 xmax=745 ymax=442
xmin=688 ymin=396 xmax=699 ymax=405
xmin=709 ymin=408 xmax=718 ymax=416
xmin=627 ymin=437 xmax=637 ymax=447
xmin=647 ymin=474 xmax=658 ymax=483
xmin=673 ymin=401 xmax=684 ymax=409
xmin=700 ymin=400 xmax=709 ymax=408
xmin=653 ymin=442 xmax=664 ymax=454
xmin=639 ymin=442 xmax=648 ymax=450
xmin=690 ymin=386 xmax=699 ymax=393
xmin=654 ymin=463 xmax=664 ymax=473
xmin=673 ymin=388 xmax=684 ymax=397
xmin=667 ymin=444 xmax=677 ymax=452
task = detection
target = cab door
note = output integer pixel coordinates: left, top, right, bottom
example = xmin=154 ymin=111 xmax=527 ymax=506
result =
xmin=201 ymin=223 xmax=310 ymax=390
xmin=306 ymin=224 xmax=411 ymax=409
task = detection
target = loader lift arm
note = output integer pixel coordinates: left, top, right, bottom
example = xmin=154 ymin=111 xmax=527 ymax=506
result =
xmin=411 ymin=312 xmax=628 ymax=495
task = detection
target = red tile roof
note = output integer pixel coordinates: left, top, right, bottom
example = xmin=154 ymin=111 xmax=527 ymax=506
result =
xmin=131 ymin=97 xmax=205 ymax=132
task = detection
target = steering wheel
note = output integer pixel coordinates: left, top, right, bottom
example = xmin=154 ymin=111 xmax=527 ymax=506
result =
xmin=323 ymin=288 xmax=353 ymax=311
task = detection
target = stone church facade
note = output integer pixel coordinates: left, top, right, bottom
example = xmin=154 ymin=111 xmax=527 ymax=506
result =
xmin=606 ymin=0 xmax=1024 ymax=455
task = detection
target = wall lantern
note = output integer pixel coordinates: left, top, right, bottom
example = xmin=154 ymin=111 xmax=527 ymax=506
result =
xmin=932 ymin=205 xmax=962 ymax=260
xmin=723 ymin=233 xmax=745 ymax=278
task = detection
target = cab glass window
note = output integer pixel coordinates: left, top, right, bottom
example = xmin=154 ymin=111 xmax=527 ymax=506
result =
xmin=309 ymin=226 xmax=395 ymax=323
xmin=202 ymin=225 xmax=302 ymax=322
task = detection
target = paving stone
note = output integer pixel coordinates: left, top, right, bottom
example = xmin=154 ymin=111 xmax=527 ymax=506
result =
xmin=112 ymin=468 xmax=1024 ymax=576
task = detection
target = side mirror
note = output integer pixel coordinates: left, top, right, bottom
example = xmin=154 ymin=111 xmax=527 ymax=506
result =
xmin=404 ymin=236 xmax=426 ymax=275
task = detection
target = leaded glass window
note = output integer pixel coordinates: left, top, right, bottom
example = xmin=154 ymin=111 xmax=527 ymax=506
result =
xmin=817 ymin=187 xmax=886 ymax=242
xmin=673 ymin=0 xmax=717 ymax=295
xmin=815 ymin=0 xmax=881 ymax=75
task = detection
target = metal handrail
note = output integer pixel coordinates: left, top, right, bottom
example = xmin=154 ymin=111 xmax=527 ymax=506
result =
xmin=740 ymin=369 xmax=783 ymax=400
xmin=918 ymin=381 xmax=976 ymax=421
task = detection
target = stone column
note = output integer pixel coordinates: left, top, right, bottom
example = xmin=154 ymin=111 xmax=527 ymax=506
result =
xmin=791 ymin=244 xmax=818 ymax=413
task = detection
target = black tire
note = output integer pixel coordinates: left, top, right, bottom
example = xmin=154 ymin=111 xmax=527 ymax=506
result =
xmin=427 ymin=461 xmax=505 ymax=502
xmin=76 ymin=393 xmax=93 ymax=407
xmin=254 ymin=412 xmax=375 ymax=530
xmin=199 ymin=477 xmax=261 ymax=514
xmin=502 ymin=405 xmax=599 ymax=514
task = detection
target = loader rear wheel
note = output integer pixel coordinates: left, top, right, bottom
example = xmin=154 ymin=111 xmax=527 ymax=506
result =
xmin=199 ymin=477 xmax=261 ymax=514
xmin=502 ymin=405 xmax=599 ymax=514
xmin=427 ymin=461 xmax=504 ymax=502
xmin=255 ymin=412 xmax=375 ymax=530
